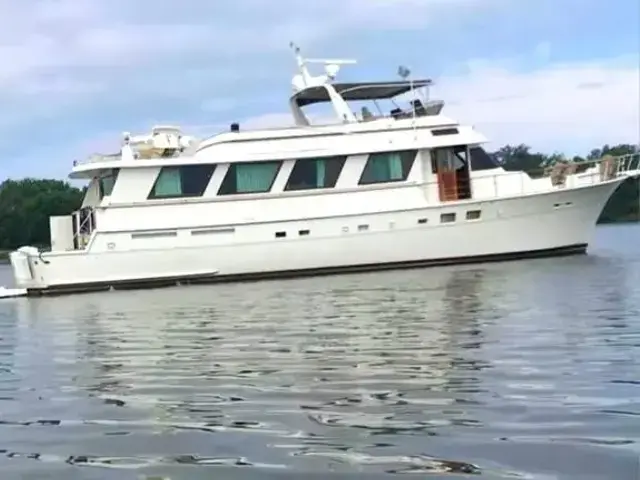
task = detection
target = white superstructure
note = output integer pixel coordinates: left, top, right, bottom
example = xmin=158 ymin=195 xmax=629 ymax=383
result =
xmin=8 ymin=46 xmax=640 ymax=296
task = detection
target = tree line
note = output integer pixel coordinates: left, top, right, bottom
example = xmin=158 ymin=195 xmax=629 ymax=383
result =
xmin=0 ymin=143 xmax=638 ymax=253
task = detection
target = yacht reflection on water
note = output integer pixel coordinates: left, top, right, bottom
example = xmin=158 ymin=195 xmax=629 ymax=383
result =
xmin=6 ymin=254 xmax=638 ymax=476
xmin=11 ymin=266 xmax=499 ymax=407
xmin=16 ymin=252 xmax=634 ymax=403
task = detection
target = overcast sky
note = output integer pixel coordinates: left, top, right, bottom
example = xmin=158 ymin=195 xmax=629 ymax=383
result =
xmin=0 ymin=0 xmax=638 ymax=180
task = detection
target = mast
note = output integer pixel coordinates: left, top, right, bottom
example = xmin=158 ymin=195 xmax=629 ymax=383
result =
xmin=289 ymin=42 xmax=358 ymax=124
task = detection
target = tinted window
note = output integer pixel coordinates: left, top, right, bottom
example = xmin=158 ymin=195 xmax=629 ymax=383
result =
xmin=99 ymin=168 xmax=119 ymax=199
xmin=431 ymin=146 xmax=467 ymax=173
xmin=359 ymin=150 xmax=416 ymax=185
xmin=218 ymin=161 xmax=282 ymax=195
xmin=148 ymin=165 xmax=215 ymax=199
xmin=469 ymin=146 xmax=500 ymax=171
xmin=432 ymin=127 xmax=459 ymax=136
xmin=285 ymin=156 xmax=346 ymax=191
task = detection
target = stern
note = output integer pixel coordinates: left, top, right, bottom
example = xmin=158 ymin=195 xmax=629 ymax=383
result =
xmin=9 ymin=246 xmax=43 ymax=290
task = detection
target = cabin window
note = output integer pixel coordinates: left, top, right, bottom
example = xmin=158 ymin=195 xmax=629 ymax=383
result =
xmin=131 ymin=230 xmax=178 ymax=239
xmin=285 ymin=156 xmax=346 ymax=191
xmin=440 ymin=213 xmax=456 ymax=223
xmin=148 ymin=165 xmax=215 ymax=199
xmin=98 ymin=169 xmax=119 ymax=199
xmin=469 ymin=146 xmax=501 ymax=171
xmin=218 ymin=161 xmax=281 ymax=195
xmin=432 ymin=128 xmax=459 ymax=136
xmin=431 ymin=146 xmax=467 ymax=173
xmin=359 ymin=150 xmax=416 ymax=185
xmin=466 ymin=210 xmax=481 ymax=220
xmin=191 ymin=227 xmax=235 ymax=235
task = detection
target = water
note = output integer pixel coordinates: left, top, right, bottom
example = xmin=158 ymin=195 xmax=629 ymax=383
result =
xmin=1 ymin=224 xmax=639 ymax=479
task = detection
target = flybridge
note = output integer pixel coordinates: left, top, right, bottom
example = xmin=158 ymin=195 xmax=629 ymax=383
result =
xmin=286 ymin=42 xmax=443 ymax=126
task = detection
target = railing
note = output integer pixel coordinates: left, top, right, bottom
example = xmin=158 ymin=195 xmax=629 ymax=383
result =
xmin=543 ymin=152 xmax=640 ymax=187
xmin=73 ymin=208 xmax=95 ymax=250
xmin=437 ymin=152 xmax=640 ymax=202
xmin=73 ymin=152 xmax=121 ymax=167
xmin=201 ymin=102 xmax=443 ymax=140
xmin=73 ymin=145 xmax=193 ymax=166
xmin=615 ymin=152 xmax=640 ymax=175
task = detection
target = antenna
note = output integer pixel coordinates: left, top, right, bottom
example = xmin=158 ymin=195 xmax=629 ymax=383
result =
xmin=397 ymin=65 xmax=411 ymax=79
xmin=398 ymin=64 xmax=417 ymax=125
xmin=290 ymin=42 xmax=357 ymax=90
xmin=305 ymin=58 xmax=357 ymax=65
xmin=399 ymin=64 xmax=430 ymax=104
xmin=289 ymin=41 xmax=304 ymax=69
xmin=289 ymin=42 xmax=357 ymax=65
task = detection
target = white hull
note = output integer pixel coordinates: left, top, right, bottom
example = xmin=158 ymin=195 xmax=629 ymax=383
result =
xmin=9 ymin=179 xmax=621 ymax=296
xmin=0 ymin=287 xmax=27 ymax=299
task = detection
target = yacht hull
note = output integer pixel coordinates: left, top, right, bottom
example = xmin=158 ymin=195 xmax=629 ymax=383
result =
xmin=9 ymin=178 xmax=623 ymax=296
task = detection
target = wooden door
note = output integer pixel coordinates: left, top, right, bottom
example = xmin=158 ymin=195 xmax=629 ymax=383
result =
xmin=433 ymin=150 xmax=458 ymax=201
xmin=438 ymin=171 xmax=458 ymax=201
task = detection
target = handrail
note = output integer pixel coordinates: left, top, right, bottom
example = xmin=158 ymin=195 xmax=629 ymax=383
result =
xmin=503 ymin=152 xmax=640 ymax=179
xmin=613 ymin=152 xmax=640 ymax=175
xmin=443 ymin=152 xmax=640 ymax=201
xmin=74 ymin=152 xmax=122 ymax=166
xmin=73 ymin=207 xmax=94 ymax=250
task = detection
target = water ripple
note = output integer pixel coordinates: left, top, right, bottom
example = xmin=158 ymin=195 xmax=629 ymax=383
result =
xmin=1 ymin=227 xmax=640 ymax=479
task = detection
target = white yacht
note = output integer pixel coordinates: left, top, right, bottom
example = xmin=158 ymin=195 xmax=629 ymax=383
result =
xmin=8 ymin=46 xmax=640 ymax=296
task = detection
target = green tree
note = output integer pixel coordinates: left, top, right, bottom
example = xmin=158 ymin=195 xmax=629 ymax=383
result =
xmin=594 ymin=144 xmax=640 ymax=223
xmin=495 ymin=144 xmax=552 ymax=176
xmin=0 ymin=178 xmax=83 ymax=250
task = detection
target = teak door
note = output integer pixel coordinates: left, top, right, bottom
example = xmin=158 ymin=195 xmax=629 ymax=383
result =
xmin=437 ymin=170 xmax=458 ymax=201
xmin=432 ymin=150 xmax=458 ymax=202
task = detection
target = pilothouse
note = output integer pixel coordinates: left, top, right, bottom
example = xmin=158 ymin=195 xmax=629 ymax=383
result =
xmin=7 ymin=45 xmax=640 ymax=296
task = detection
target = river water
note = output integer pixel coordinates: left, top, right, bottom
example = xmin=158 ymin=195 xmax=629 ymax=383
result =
xmin=0 ymin=224 xmax=639 ymax=479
